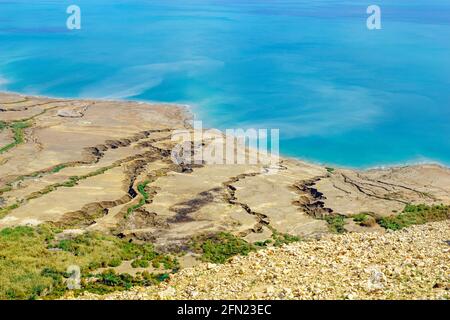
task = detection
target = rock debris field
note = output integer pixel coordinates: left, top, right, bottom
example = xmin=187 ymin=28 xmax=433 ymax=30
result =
xmin=71 ymin=221 xmax=449 ymax=300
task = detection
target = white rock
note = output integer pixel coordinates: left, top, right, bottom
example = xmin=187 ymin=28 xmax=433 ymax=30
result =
xmin=265 ymin=286 xmax=275 ymax=295
xmin=190 ymin=290 xmax=199 ymax=297
xmin=366 ymin=267 xmax=387 ymax=291
xmin=57 ymin=109 xmax=83 ymax=118
xmin=207 ymin=263 xmax=217 ymax=270
xmin=158 ymin=286 xmax=176 ymax=299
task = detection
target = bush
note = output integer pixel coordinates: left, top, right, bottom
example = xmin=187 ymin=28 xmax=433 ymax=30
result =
xmin=51 ymin=165 xmax=67 ymax=173
xmin=131 ymin=259 xmax=149 ymax=268
xmin=270 ymin=230 xmax=300 ymax=247
xmin=107 ymin=259 xmax=122 ymax=268
xmin=82 ymin=269 xmax=166 ymax=295
xmin=191 ymin=232 xmax=256 ymax=264
xmin=351 ymin=213 xmax=377 ymax=227
xmin=126 ymin=181 xmax=150 ymax=218
xmin=254 ymin=239 xmax=272 ymax=247
xmin=378 ymin=204 xmax=450 ymax=230
xmin=324 ymin=215 xmax=346 ymax=233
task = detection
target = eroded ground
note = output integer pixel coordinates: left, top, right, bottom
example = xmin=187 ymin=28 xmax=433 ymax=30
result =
xmin=1 ymin=92 xmax=450 ymax=267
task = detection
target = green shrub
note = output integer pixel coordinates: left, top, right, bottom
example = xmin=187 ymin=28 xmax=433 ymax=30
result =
xmin=378 ymin=204 xmax=450 ymax=230
xmin=0 ymin=121 xmax=31 ymax=154
xmin=131 ymin=259 xmax=149 ymax=268
xmin=270 ymin=230 xmax=300 ymax=247
xmin=51 ymin=165 xmax=67 ymax=173
xmin=254 ymin=239 xmax=272 ymax=247
xmin=324 ymin=215 xmax=346 ymax=233
xmin=191 ymin=232 xmax=256 ymax=264
xmin=352 ymin=213 xmax=369 ymax=223
xmin=107 ymin=259 xmax=122 ymax=268
xmin=126 ymin=181 xmax=150 ymax=218
xmin=82 ymin=269 xmax=165 ymax=295
xmin=0 ymin=203 xmax=20 ymax=219
xmin=157 ymin=273 xmax=170 ymax=282
xmin=350 ymin=213 xmax=377 ymax=227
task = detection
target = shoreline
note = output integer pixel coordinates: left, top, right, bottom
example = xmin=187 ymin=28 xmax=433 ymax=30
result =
xmin=1 ymin=90 xmax=448 ymax=171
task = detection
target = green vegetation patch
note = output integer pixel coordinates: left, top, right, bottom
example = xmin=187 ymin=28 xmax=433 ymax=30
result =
xmin=126 ymin=180 xmax=151 ymax=218
xmin=0 ymin=164 xmax=68 ymax=198
xmin=0 ymin=225 xmax=177 ymax=300
xmin=378 ymin=204 xmax=450 ymax=231
xmin=131 ymin=259 xmax=150 ymax=268
xmin=269 ymin=228 xmax=301 ymax=247
xmin=191 ymin=232 xmax=256 ymax=264
xmin=82 ymin=269 xmax=167 ymax=295
xmin=324 ymin=214 xmax=346 ymax=233
xmin=325 ymin=167 xmax=335 ymax=173
xmin=191 ymin=228 xmax=302 ymax=264
xmin=0 ymin=185 xmax=12 ymax=194
xmin=352 ymin=213 xmax=370 ymax=223
xmin=149 ymin=255 xmax=179 ymax=270
xmin=51 ymin=164 xmax=67 ymax=173
xmin=0 ymin=121 xmax=31 ymax=154
xmin=254 ymin=239 xmax=272 ymax=247
xmin=27 ymin=165 xmax=116 ymax=201
xmin=351 ymin=212 xmax=377 ymax=227
xmin=0 ymin=203 xmax=20 ymax=219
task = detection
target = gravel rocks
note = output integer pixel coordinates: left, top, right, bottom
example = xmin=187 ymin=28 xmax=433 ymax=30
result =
xmin=69 ymin=221 xmax=449 ymax=300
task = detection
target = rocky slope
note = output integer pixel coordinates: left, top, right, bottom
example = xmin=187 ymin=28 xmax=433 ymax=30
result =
xmin=71 ymin=221 xmax=450 ymax=300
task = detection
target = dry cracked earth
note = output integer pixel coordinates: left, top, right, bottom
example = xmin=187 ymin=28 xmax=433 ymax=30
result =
xmin=1 ymin=92 xmax=449 ymax=299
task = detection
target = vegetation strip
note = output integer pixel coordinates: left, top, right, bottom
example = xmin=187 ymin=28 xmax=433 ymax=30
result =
xmin=0 ymin=149 xmax=158 ymax=218
xmin=378 ymin=204 xmax=450 ymax=230
xmin=323 ymin=204 xmax=450 ymax=233
xmin=0 ymin=225 xmax=178 ymax=300
xmin=0 ymin=101 xmax=70 ymax=154
xmin=0 ymin=164 xmax=117 ymax=219
xmin=0 ymin=121 xmax=30 ymax=154
xmin=126 ymin=180 xmax=151 ymax=218
xmin=190 ymin=231 xmax=300 ymax=264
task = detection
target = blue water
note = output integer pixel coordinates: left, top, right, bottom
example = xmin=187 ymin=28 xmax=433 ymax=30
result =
xmin=0 ymin=0 xmax=449 ymax=168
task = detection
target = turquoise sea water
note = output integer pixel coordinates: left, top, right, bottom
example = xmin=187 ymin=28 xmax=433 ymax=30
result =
xmin=0 ymin=0 xmax=449 ymax=168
